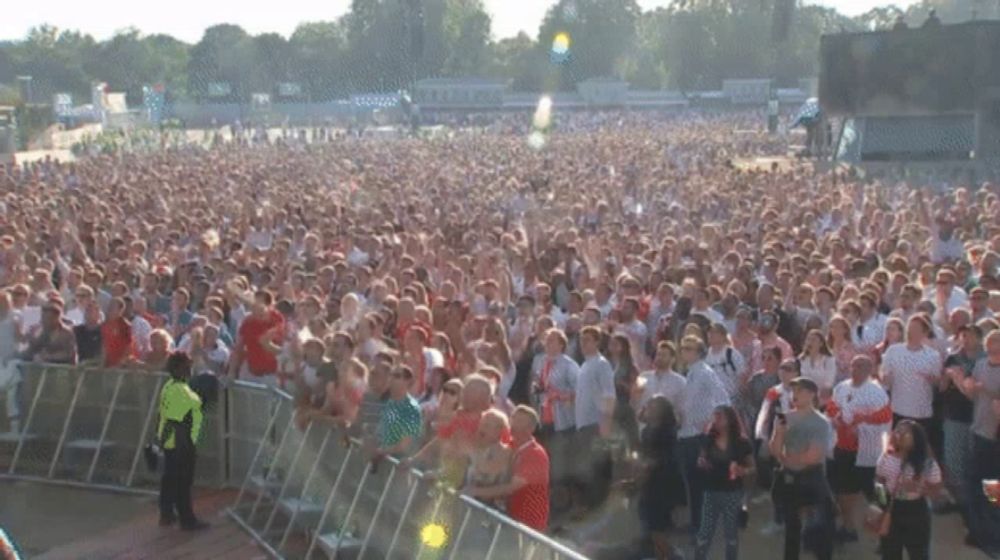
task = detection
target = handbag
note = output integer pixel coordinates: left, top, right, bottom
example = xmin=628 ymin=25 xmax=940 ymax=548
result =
xmin=864 ymin=471 xmax=902 ymax=537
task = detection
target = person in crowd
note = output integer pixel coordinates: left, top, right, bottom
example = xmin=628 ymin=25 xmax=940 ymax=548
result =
xmin=19 ymin=303 xmax=76 ymax=365
xmin=228 ymin=290 xmax=284 ymax=386
xmin=608 ymin=333 xmax=640 ymax=448
xmin=754 ymin=356 xmax=800 ymax=536
xmin=827 ymin=315 xmax=860 ymax=384
xmin=730 ymin=307 xmax=763 ymax=376
xmin=184 ymin=325 xmax=230 ymax=376
xmin=408 ymin=374 xmax=493 ymax=488
xmin=530 ymin=327 xmax=578 ymax=486
xmin=757 ymin=311 xmax=794 ymax=362
xmin=157 ymin=351 xmax=208 ymax=531
xmin=874 ymin=420 xmax=943 ymax=560
xmin=872 ymin=317 xmax=905 ymax=367
xmin=826 ymin=354 xmax=892 ymax=542
xmin=881 ymin=314 xmax=943 ymax=435
xmin=939 ymin=324 xmax=983 ymax=518
xmin=855 ymin=292 xmax=888 ymax=352
xmin=695 ymin=405 xmax=754 ymax=560
xmin=574 ymin=326 xmax=617 ymax=510
xmin=635 ymin=340 xmax=686 ymax=423
xmin=143 ymin=329 xmax=173 ymax=371
xmin=743 ymin=347 xmax=782 ymax=442
xmin=770 ymin=377 xmax=835 ymax=560
xmin=705 ymin=323 xmax=746 ymax=401
xmin=373 ymin=365 xmax=423 ymax=460
xmin=101 ymin=297 xmax=135 ymax=367
xmin=799 ymin=329 xmax=837 ymax=403
xmin=465 ymin=406 xmax=550 ymax=531
xmin=949 ymin=330 xmax=1000 ymax=555
xmin=422 ymin=376 xmax=463 ymax=443
xmin=677 ymin=335 xmax=730 ymax=534
xmin=465 ymin=409 xmax=512 ymax=508
xmin=633 ymin=395 xmax=684 ymax=560
xmin=73 ymin=301 xmax=104 ymax=365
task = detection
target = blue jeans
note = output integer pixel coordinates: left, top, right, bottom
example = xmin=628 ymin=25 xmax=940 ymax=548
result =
xmin=679 ymin=435 xmax=707 ymax=531
xmin=695 ymin=489 xmax=742 ymax=560
xmin=942 ymin=419 xmax=973 ymax=507
xmin=966 ymin=435 xmax=1000 ymax=549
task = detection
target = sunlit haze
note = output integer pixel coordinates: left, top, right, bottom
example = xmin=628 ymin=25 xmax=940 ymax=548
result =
xmin=0 ymin=0 xmax=919 ymax=43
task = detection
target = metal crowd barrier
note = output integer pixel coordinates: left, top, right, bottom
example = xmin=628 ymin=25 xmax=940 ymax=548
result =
xmin=0 ymin=363 xmax=232 ymax=492
xmin=0 ymin=364 xmax=588 ymax=560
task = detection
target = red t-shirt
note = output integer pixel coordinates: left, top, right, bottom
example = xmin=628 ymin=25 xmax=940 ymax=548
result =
xmin=101 ymin=317 xmax=134 ymax=367
xmin=437 ymin=409 xmax=482 ymax=442
xmin=238 ymin=310 xmax=285 ymax=376
xmin=507 ymin=438 xmax=550 ymax=532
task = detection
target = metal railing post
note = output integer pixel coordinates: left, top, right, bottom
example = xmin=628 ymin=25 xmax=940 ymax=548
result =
xmin=305 ymin=445 xmax=356 ymax=559
xmin=357 ymin=464 xmax=398 ymax=558
xmin=330 ymin=462 xmax=372 ymax=558
xmin=247 ymin=402 xmax=296 ymax=523
xmin=126 ymin=375 xmax=164 ymax=488
xmin=384 ymin=474 xmax=421 ymax=558
xmin=86 ymin=371 xmax=125 ymax=482
xmin=47 ymin=368 xmax=88 ymax=478
xmin=9 ymin=366 xmax=48 ymax=474
xmin=445 ymin=508 xmax=473 ymax=560
xmin=414 ymin=492 xmax=446 ymax=558
xmin=483 ymin=523 xmax=503 ymax=560
xmin=278 ymin=426 xmax=335 ymax=552
xmin=231 ymin=387 xmax=282 ymax=509
xmin=262 ymin=420 xmax=314 ymax=536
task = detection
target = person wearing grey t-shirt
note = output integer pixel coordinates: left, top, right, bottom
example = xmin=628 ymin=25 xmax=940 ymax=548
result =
xmin=949 ymin=331 xmax=1000 ymax=552
xmin=770 ymin=377 xmax=835 ymax=560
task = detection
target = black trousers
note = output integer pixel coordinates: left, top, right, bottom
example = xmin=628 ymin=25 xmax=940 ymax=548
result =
xmin=781 ymin=466 xmax=834 ymax=560
xmin=880 ymin=498 xmax=931 ymax=560
xmin=575 ymin=425 xmax=613 ymax=509
xmin=160 ymin=446 xmax=197 ymax=524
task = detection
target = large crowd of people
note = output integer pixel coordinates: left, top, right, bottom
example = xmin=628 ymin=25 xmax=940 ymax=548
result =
xmin=2 ymin=109 xmax=1000 ymax=559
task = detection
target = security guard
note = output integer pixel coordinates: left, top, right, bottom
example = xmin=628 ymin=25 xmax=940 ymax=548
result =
xmin=158 ymin=351 xmax=209 ymax=530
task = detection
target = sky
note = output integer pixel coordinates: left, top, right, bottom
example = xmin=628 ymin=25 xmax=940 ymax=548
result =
xmin=0 ymin=0 xmax=918 ymax=44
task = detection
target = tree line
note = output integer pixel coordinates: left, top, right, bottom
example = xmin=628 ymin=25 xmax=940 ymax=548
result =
xmin=0 ymin=0 xmax=984 ymax=106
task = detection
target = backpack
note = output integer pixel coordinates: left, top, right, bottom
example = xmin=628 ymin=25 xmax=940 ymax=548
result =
xmin=725 ymin=347 xmax=736 ymax=374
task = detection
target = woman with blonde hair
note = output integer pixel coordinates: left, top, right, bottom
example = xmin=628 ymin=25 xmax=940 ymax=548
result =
xmin=827 ymin=315 xmax=859 ymax=385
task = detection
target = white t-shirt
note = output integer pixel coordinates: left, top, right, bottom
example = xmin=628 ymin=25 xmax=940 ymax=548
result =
xmin=704 ymin=346 xmax=745 ymax=398
xmin=876 ymin=452 xmax=942 ymax=500
xmin=801 ymin=354 xmax=838 ymax=393
xmin=636 ymin=369 xmax=686 ymax=416
xmin=831 ymin=379 xmax=891 ymax=467
xmin=882 ymin=343 xmax=943 ymax=419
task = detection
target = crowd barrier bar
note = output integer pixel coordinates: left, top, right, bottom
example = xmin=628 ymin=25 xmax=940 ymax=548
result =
xmin=0 ymin=363 xmax=590 ymax=560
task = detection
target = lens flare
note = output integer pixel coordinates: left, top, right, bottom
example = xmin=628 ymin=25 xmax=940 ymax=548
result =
xmin=552 ymin=32 xmax=571 ymax=55
xmin=420 ymin=523 xmax=448 ymax=549
xmin=533 ymin=95 xmax=553 ymax=130
xmin=527 ymin=130 xmax=547 ymax=150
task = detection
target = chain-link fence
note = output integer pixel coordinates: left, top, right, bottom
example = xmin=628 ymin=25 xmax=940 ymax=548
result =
xmin=0 ymin=364 xmax=588 ymax=560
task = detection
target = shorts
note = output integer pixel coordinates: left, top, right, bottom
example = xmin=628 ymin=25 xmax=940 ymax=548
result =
xmin=830 ymin=447 xmax=875 ymax=498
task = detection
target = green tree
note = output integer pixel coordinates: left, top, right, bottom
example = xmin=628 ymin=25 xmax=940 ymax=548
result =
xmin=289 ymin=21 xmax=349 ymax=100
xmin=491 ymin=32 xmax=545 ymax=91
xmin=537 ymin=0 xmax=642 ymax=90
xmin=187 ymin=24 xmax=254 ymax=101
xmin=440 ymin=0 xmax=492 ymax=76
